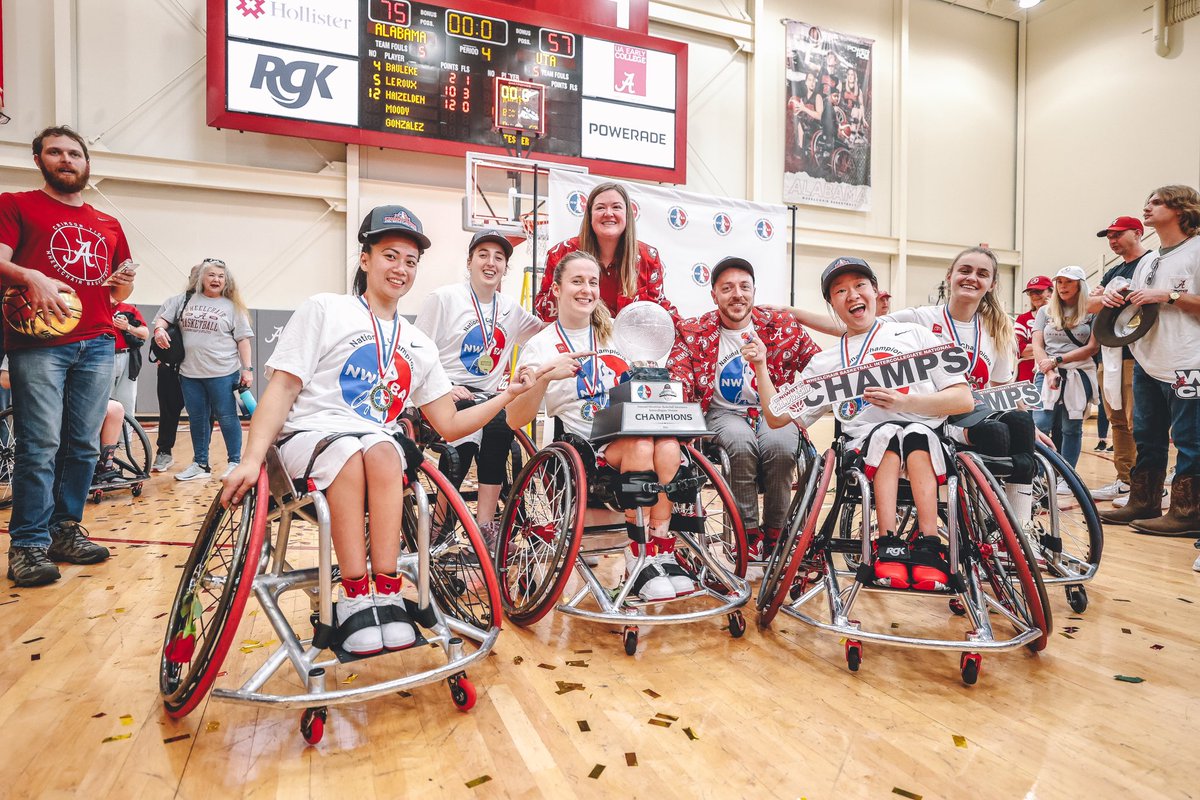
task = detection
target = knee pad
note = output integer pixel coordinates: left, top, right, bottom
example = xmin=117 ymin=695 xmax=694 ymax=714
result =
xmin=616 ymin=470 xmax=660 ymax=509
xmin=1008 ymin=452 xmax=1036 ymax=485
xmin=999 ymin=410 xmax=1036 ymax=450
xmin=664 ymin=463 xmax=700 ymax=503
xmin=968 ymin=419 xmax=1010 ymax=456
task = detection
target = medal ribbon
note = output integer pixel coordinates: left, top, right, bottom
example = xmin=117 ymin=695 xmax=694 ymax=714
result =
xmin=941 ymin=306 xmax=980 ymax=377
xmin=469 ymin=286 xmax=497 ymax=358
xmin=839 ymin=320 xmax=882 ymax=368
xmin=359 ymin=297 xmax=401 ymax=385
xmin=555 ymin=321 xmax=600 ymax=397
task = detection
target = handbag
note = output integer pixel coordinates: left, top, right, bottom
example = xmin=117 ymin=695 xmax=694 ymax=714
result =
xmin=149 ymin=291 xmax=193 ymax=368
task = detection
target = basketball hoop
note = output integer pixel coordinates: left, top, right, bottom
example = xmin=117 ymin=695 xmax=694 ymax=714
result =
xmin=520 ymin=210 xmax=552 ymax=277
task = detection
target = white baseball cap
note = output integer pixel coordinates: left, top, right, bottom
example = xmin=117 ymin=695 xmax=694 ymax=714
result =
xmin=1054 ymin=265 xmax=1087 ymax=282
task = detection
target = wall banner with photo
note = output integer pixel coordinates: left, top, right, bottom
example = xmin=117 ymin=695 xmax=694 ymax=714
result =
xmin=782 ymin=21 xmax=874 ymax=212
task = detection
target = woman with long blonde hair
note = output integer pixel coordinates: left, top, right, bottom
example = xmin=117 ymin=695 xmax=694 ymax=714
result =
xmin=533 ymin=182 xmax=678 ymax=324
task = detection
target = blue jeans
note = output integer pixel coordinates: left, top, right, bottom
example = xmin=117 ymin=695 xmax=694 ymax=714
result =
xmin=180 ymin=373 xmax=242 ymax=467
xmin=8 ymin=336 xmax=115 ymax=548
xmin=1033 ymin=373 xmax=1083 ymax=470
xmin=1132 ymin=363 xmax=1199 ymax=477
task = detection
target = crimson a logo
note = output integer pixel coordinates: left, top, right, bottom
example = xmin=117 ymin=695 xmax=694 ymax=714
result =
xmin=237 ymin=0 xmax=266 ymax=18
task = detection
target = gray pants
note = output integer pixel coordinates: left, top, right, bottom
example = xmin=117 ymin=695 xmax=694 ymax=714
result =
xmin=110 ymin=351 xmax=137 ymax=416
xmin=706 ymin=407 xmax=800 ymax=531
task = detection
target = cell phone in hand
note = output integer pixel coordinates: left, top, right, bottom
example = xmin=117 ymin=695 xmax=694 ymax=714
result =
xmin=113 ymin=260 xmax=139 ymax=276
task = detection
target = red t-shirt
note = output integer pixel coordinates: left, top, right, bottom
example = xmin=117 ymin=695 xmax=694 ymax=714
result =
xmin=112 ymin=302 xmax=147 ymax=353
xmin=0 ymin=190 xmax=131 ymax=351
xmin=1014 ymin=308 xmax=1037 ymax=383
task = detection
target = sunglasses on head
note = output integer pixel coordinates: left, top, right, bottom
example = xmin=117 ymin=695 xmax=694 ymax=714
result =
xmin=202 ymin=258 xmax=227 ymax=268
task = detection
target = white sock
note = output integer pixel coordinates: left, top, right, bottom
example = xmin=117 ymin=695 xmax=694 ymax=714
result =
xmin=1006 ymin=483 xmax=1033 ymax=525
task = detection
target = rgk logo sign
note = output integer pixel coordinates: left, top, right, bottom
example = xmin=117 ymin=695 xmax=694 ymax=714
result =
xmin=251 ymin=55 xmax=336 ymax=108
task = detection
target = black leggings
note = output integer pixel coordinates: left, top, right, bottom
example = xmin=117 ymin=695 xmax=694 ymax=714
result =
xmin=156 ymin=363 xmax=184 ymax=453
xmin=965 ymin=410 xmax=1036 ymax=484
xmin=439 ymin=398 xmax=514 ymax=487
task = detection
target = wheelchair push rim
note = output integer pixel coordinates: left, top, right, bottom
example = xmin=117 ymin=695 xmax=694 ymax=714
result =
xmin=1028 ymin=441 xmax=1104 ymax=587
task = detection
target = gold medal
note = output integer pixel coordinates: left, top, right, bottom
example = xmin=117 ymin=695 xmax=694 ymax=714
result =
xmin=477 ymin=353 xmax=494 ymax=373
xmin=368 ymin=383 xmax=394 ymax=412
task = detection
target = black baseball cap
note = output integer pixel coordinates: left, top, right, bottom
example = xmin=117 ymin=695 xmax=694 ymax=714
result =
xmin=357 ymin=205 xmax=431 ymax=250
xmin=710 ymin=256 xmax=755 ymax=286
xmin=821 ymin=256 xmax=878 ymax=299
xmin=468 ymin=228 xmax=514 ymax=259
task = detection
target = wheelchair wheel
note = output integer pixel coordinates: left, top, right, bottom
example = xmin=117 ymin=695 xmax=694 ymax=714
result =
xmin=1029 ymin=441 xmax=1104 ymax=588
xmin=955 ymin=453 xmax=1051 ymax=653
xmin=673 ymin=445 xmax=747 ymax=586
xmin=403 ymin=461 xmax=502 ymax=633
xmin=160 ymin=468 xmax=270 ymax=718
xmin=497 ymin=443 xmax=586 ymax=626
xmin=114 ymin=414 xmax=152 ymax=480
xmin=0 ymin=408 xmax=14 ymax=509
xmin=758 ymin=448 xmax=836 ymax=628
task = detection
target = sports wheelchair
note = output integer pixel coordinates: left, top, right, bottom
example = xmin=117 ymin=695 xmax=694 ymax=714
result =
xmin=495 ymin=430 xmax=751 ymax=655
xmin=757 ymin=432 xmax=1051 ymax=685
xmin=159 ymin=436 xmax=500 ymax=745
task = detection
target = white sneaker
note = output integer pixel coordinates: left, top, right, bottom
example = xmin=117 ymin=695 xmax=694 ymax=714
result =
xmin=175 ymin=462 xmax=211 ymax=481
xmin=220 ymin=462 xmax=239 ymax=480
xmin=1112 ymin=488 xmax=1168 ymax=508
xmin=651 ymin=540 xmax=697 ymax=595
xmin=624 ymin=543 xmax=675 ymax=602
xmin=373 ymin=592 xmax=417 ymax=650
xmin=1090 ymin=480 xmax=1130 ymax=501
xmin=335 ymin=590 xmax=384 ymax=655
xmin=1193 ymin=552 xmax=1200 ymax=572
xmin=152 ymin=452 xmax=174 ymax=473
xmin=1055 ymin=479 xmax=1073 ymax=496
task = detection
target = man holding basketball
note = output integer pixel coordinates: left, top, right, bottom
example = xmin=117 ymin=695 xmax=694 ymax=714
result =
xmin=0 ymin=125 xmax=136 ymax=586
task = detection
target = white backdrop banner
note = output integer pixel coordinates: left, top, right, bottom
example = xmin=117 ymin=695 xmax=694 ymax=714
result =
xmin=547 ymin=173 xmax=788 ymax=319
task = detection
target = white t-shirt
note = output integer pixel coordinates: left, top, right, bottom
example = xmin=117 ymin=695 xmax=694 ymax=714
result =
xmin=884 ymin=305 xmax=1013 ymax=388
xmin=267 ymin=293 xmax=452 ymax=434
xmin=709 ymin=326 xmax=760 ymax=411
xmin=794 ymin=321 xmax=967 ymax=444
xmin=1130 ymin=236 xmax=1200 ymax=383
xmin=414 ymin=283 xmax=544 ymax=392
xmin=516 ymin=323 xmax=631 ymax=438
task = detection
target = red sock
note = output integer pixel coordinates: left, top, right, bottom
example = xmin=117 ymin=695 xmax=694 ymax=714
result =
xmin=375 ymin=572 xmax=402 ymax=595
xmin=342 ymin=574 xmax=370 ymax=598
xmin=651 ymin=535 xmax=675 ymax=554
xmin=629 ymin=541 xmax=657 ymax=557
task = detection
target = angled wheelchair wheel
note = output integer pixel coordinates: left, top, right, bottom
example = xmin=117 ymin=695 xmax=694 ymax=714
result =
xmin=115 ymin=414 xmax=152 ymax=480
xmin=403 ymin=461 xmax=502 ymax=633
xmin=0 ymin=408 xmax=14 ymax=509
xmin=160 ymin=468 xmax=270 ymax=718
xmin=1029 ymin=441 xmax=1104 ymax=589
xmin=758 ymin=448 xmax=836 ymax=628
xmin=673 ymin=445 xmax=747 ymax=586
xmin=956 ymin=453 xmax=1051 ymax=653
xmin=497 ymin=443 xmax=586 ymax=626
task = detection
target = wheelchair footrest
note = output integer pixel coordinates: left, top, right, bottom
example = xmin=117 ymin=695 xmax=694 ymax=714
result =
xmin=327 ymin=629 xmax=430 ymax=664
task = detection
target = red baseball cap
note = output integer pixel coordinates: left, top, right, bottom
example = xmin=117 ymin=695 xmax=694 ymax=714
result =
xmin=1022 ymin=276 xmax=1052 ymax=293
xmin=1096 ymin=215 xmax=1144 ymax=238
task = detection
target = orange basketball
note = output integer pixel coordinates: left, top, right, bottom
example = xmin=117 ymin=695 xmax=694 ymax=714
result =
xmin=3 ymin=286 xmax=83 ymax=339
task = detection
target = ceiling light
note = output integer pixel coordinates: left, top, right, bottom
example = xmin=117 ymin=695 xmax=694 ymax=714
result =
xmin=1018 ymin=0 xmax=1043 ymax=8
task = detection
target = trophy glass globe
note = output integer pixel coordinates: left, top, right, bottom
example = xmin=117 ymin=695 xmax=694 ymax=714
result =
xmin=613 ymin=302 xmax=674 ymax=376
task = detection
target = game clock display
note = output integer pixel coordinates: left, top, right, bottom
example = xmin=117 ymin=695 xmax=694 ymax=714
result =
xmin=212 ymin=0 xmax=687 ymax=181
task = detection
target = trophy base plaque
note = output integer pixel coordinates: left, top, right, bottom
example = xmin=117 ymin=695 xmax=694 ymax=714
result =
xmin=590 ymin=401 xmax=711 ymax=443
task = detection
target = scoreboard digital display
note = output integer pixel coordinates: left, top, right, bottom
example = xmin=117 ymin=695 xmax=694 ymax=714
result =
xmin=208 ymin=0 xmax=687 ymax=182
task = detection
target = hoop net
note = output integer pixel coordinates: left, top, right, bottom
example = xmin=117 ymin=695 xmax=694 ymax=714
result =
xmin=520 ymin=212 xmax=552 ymax=277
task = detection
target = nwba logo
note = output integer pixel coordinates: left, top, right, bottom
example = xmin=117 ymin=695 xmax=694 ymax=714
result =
xmin=755 ymin=219 xmax=774 ymax=241
xmin=566 ymin=191 xmax=587 ymax=217
xmin=691 ymin=263 xmax=710 ymax=286
xmin=237 ymin=0 xmax=266 ymax=18
xmin=713 ymin=213 xmax=733 ymax=236
xmin=251 ymin=54 xmax=335 ymax=109
xmin=667 ymin=206 xmax=688 ymax=230
xmin=1173 ymin=369 xmax=1200 ymax=398
xmin=636 ymin=384 xmax=652 ymax=400
xmin=630 ymin=199 xmax=641 ymax=220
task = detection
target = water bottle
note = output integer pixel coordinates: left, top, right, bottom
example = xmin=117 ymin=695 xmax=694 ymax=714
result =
xmin=234 ymin=385 xmax=257 ymax=418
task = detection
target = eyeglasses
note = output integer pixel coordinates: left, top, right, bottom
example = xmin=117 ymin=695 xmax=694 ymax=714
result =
xmin=1145 ymin=257 xmax=1161 ymax=287
xmin=202 ymin=258 xmax=227 ymax=267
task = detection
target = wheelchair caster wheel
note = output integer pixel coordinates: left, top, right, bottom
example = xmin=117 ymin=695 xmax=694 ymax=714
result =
xmin=948 ymin=597 xmax=967 ymax=617
xmin=623 ymin=626 xmax=639 ymax=656
xmin=845 ymin=640 xmax=862 ymax=672
xmin=132 ymin=483 xmax=143 ymax=497
xmin=90 ymin=490 xmax=102 ymax=504
xmin=1066 ymin=585 xmax=1088 ymax=614
xmin=448 ymin=672 xmax=476 ymax=711
xmin=728 ymin=611 xmax=746 ymax=639
xmin=300 ymin=706 xmax=327 ymax=744
xmin=960 ymin=653 xmax=982 ymax=686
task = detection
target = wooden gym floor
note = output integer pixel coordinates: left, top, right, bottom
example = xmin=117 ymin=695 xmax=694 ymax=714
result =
xmin=1 ymin=419 xmax=1197 ymax=800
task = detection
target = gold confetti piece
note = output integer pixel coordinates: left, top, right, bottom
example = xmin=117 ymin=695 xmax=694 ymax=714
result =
xmin=1121 ymin=627 xmax=1132 ymax=634
xmin=120 ymin=715 xmax=134 ymax=726
xmin=241 ymin=639 xmax=260 ymax=646
xmin=101 ymin=734 xmax=132 ymax=743
xmin=684 ymin=727 xmax=699 ymax=740
xmin=537 ymin=663 xmax=557 ymax=670
xmin=892 ymin=789 xmax=922 ymax=800
xmin=588 ymin=764 xmax=605 ymax=779
xmin=655 ymin=712 xmax=679 ymax=721
xmin=1151 ymin=644 xmax=1165 ymax=650
xmin=163 ymin=734 xmax=191 ymax=744
xmin=92 ymin=713 xmax=106 ymax=719
xmin=1114 ymin=675 xmax=1145 ymax=683
xmin=105 ymin=585 xmax=115 ymax=591
xmin=566 ymin=660 xmax=589 ymax=667
xmin=1113 ymin=598 xmax=1131 ymax=603
xmin=114 ymin=608 xmax=126 ymax=614
xmin=953 ymin=735 xmax=967 ymax=748
xmin=890 ymin=622 xmax=900 ymax=629
xmin=465 ymin=776 xmax=492 ymax=789
xmin=648 ymin=718 xmax=671 ymax=728
xmin=574 ymin=649 xmax=593 ymax=654
xmin=625 ymin=752 xmax=638 ymax=766
xmin=342 ymin=673 xmax=359 ymax=684
xmin=577 ymin=720 xmax=590 ymax=732
xmin=555 ymin=681 xmax=585 ymax=695
xmin=643 ymin=688 xmax=661 ymax=699
xmin=87 ymin=613 xmax=105 ymax=620
xmin=205 ymin=722 xmax=221 ymax=733
xmin=512 ymin=656 xmax=524 ymax=665
xmin=1059 ymin=632 xmax=1075 ymax=639
xmin=239 ymin=643 xmax=263 ymax=654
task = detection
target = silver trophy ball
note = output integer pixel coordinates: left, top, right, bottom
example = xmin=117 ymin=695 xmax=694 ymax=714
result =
xmin=614 ymin=301 xmax=675 ymax=366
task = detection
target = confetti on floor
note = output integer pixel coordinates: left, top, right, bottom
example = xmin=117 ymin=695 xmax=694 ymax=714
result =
xmin=1114 ymin=675 xmax=1145 ymax=683
xmin=92 ymin=713 xmax=107 ymax=719
xmin=465 ymin=776 xmax=492 ymax=789
xmin=538 ymin=663 xmax=557 ymax=670
xmin=21 ymin=636 xmax=44 ymax=644
xmin=588 ymin=764 xmax=605 ymax=779
xmin=1178 ymin=598 xmax=1193 ymax=604
xmin=892 ymin=789 xmax=922 ymax=800
xmin=574 ymin=649 xmax=593 ymax=654
xmin=648 ymin=719 xmax=671 ymax=728
xmin=1151 ymin=644 xmax=1165 ymax=650
xmin=684 ymin=727 xmax=699 ymax=740
xmin=566 ymin=660 xmax=589 ymax=667
xmin=1062 ymin=626 xmax=1080 ymax=633
xmin=625 ymin=753 xmax=638 ymax=766
xmin=30 ymin=654 xmax=40 ymax=661
xmin=577 ymin=720 xmax=590 ymax=732
xmin=1059 ymin=633 xmax=1075 ymax=639
xmin=342 ymin=673 xmax=359 ymax=685
xmin=654 ymin=713 xmax=678 ymax=721
xmin=163 ymin=734 xmax=191 ymax=744
xmin=953 ymin=735 xmax=967 ymax=748
xmin=643 ymin=688 xmax=661 ymax=699
xmin=1121 ymin=628 xmax=1132 ymax=634
xmin=120 ymin=715 xmax=134 ymax=726
xmin=101 ymin=734 xmax=132 ymax=743
xmin=206 ymin=722 xmax=221 ymax=732
xmin=512 ymin=656 xmax=524 ymax=665
xmin=555 ymin=681 xmax=585 ymax=695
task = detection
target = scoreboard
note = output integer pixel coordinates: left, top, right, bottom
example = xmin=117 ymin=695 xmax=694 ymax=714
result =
xmin=209 ymin=0 xmax=687 ymax=182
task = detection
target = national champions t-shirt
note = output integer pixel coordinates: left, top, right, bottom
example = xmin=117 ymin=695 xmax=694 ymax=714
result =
xmin=268 ymin=293 xmax=452 ymax=434
xmin=884 ymin=305 xmax=1014 ymax=388
xmin=0 ymin=190 xmax=131 ymax=351
xmin=516 ymin=323 xmax=631 ymax=438
xmin=709 ymin=326 xmax=760 ymax=411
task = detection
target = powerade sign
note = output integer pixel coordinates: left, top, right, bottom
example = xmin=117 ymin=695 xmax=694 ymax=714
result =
xmin=580 ymin=99 xmax=675 ymax=167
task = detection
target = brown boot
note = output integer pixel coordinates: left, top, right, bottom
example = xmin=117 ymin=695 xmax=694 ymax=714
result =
xmin=1130 ymin=475 xmax=1200 ymax=536
xmin=1100 ymin=468 xmax=1165 ymax=525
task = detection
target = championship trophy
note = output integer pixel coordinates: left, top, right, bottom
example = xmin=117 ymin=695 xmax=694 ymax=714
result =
xmin=589 ymin=302 xmax=711 ymax=442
